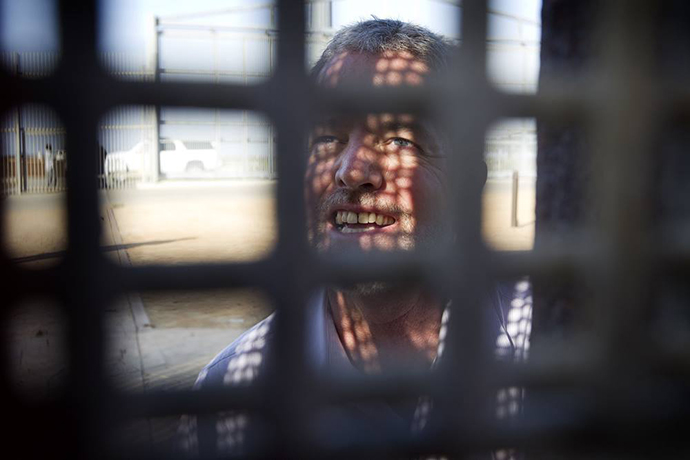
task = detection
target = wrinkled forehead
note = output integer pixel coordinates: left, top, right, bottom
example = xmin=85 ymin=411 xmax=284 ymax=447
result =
xmin=316 ymin=50 xmax=431 ymax=88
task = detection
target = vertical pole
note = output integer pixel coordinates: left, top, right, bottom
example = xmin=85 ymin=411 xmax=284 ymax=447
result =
xmin=152 ymin=16 xmax=161 ymax=183
xmin=268 ymin=37 xmax=275 ymax=179
xmin=243 ymin=38 xmax=248 ymax=177
xmin=14 ymin=109 xmax=22 ymax=194
xmin=310 ymin=0 xmax=331 ymax=32
xmin=14 ymin=53 xmax=22 ymax=194
xmin=213 ymin=29 xmax=220 ymax=162
xmin=59 ymin=1 xmax=110 ymax=455
xmin=271 ymin=0 xmax=310 ymax=456
xmin=437 ymin=0 xmax=491 ymax=450
xmin=19 ymin=127 xmax=26 ymax=192
xmin=212 ymin=29 xmax=218 ymax=85
xmin=511 ymin=170 xmax=519 ymax=227
xmin=269 ymin=124 xmax=274 ymax=178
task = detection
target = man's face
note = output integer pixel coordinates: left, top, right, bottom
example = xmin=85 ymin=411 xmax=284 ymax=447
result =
xmin=305 ymin=51 xmax=450 ymax=255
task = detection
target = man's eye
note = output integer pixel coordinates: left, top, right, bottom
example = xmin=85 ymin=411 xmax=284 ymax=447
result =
xmin=392 ymin=138 xmax=413 ymax=147
xmin=385 ymin=137 xmax=434 ymax=157
xmin=313 ymin=135 xmax=340 ymax=145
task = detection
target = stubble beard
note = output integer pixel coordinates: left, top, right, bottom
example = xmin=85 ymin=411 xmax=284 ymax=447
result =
xmin=308 ymin=191 xmax=450 ymax=298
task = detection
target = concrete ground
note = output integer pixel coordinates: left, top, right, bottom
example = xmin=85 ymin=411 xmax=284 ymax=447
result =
xmin=3 ymin=177 xmax=534 ymax=452
xmin=482 ymin=177 xmax=536 ymax=251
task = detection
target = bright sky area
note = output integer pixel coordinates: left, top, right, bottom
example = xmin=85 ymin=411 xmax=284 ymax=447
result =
xmin=1 ymin=0 xmax=541 ymax=52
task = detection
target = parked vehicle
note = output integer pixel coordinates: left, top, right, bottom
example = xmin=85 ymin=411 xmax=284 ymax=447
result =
xmin=159 ymin=139 xmax=220 ymax=175
xmin=104 ymin=141 xmax=147 ymax=175
xmin=104 ymin=139 xmax=220 ymax=178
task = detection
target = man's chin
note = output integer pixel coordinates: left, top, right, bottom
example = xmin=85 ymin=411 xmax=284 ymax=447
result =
xmin=336 ymin=280 xmax=404 ymax=297
xmin=312 ymin=230 xmax=416 ymax=254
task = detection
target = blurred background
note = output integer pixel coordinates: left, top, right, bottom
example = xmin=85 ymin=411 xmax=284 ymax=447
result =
xmin=1 ymin=0 xmax=538 ymax=208
xmin=1 ymin=0 xmax=540 ymax=451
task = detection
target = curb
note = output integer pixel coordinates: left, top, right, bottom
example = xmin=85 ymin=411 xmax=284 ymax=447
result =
xmin=103 ymin=193 xmax=151 ymax=330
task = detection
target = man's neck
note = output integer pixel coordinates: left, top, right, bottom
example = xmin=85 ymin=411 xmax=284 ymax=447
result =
xmin=327 ymin=286 xmax=443 ymax=374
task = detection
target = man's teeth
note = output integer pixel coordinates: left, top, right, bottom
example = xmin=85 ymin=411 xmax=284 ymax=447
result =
xmin=334 ymin=210 xmax=394 ymax=227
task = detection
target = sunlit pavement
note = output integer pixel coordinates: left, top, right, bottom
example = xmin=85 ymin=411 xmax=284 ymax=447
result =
xmin=5 ymin=184 xmax=276 ymax=449
xmin=4 ymin=177 xmax=533 ymax=449
xmin=5 ymin=178 xmax=533 ymax=390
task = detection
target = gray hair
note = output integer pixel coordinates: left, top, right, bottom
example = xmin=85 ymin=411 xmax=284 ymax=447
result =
xmin=311 ymin=19 xmax=452 ymax=78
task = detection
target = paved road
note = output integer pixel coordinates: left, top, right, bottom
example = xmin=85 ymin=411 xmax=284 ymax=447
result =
xmin=4 ymin=181 xmax=278 ymax=452
xmin=4 ymin=177 xmax=533 ymax=452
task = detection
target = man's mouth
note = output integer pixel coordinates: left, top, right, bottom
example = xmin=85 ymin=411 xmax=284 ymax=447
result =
xmin=332 ymin=210 xmax=396 ymax=234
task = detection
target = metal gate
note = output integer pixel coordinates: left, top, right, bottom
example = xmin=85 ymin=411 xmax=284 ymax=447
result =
xmin=154 ymin=3 xmax=333 ymax=180
xmin=3 ymin=0 xmax=687 ymax=458
xmin=0 ymin=52 xmax=154 ymax=194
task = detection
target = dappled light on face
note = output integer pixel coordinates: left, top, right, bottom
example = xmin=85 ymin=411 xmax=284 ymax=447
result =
xmin=327 ymin=289 xmax=445 ymax=434
xmin=395 ymin=176 xmax=413 ymax=188
xmin=323 ymin=51 xmax=349 ymax=87
xmin=372 ymin=51 xmax=430 ymax=87
xmin=332 ymin=291 xmax=381 ymax=373
xmin=305 ymin=111 xmax=448 ymax=255
xmin=307 ymin=50 xmax=448 ymax=255
xmin=318 ymin=51 xmax=430 ymax=89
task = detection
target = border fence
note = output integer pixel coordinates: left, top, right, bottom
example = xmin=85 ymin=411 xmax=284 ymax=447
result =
xmin=0 ymin=104 xmax=67 ymax=194
xmin=153 ymin=5 xmax=335 ymax=181
xmin=0 ymin=52 xmax=155 ymax=194
xmin=3 ymin=0 xmax=681 ymax=458
xmin=2 ymin=2 xmax=539 ymax=195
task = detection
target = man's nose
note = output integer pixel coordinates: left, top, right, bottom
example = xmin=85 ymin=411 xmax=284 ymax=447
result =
xmin=334 ymin=138 xmax=384 ymax=191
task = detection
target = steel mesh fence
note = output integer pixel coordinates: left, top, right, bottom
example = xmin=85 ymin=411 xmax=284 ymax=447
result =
xmin=1 ymin=0 xmax=684 ymax=458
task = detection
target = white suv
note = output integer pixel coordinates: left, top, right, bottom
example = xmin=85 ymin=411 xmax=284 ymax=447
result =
xmin=160 ymin=139 xmax=220 ymax=176
xmin=104 ymin=139 xmax=220 ymax=177
xmin=105 ymin=140 xmax=148 ymax=174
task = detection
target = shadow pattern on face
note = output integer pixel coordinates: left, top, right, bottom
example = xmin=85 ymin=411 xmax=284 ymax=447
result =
xmin=305 ymin=101 xmax=450 ymax=255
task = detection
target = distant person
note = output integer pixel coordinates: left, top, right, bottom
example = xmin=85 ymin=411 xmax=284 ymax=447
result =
xmin=44 ymin=143 xmax=55 ymax=188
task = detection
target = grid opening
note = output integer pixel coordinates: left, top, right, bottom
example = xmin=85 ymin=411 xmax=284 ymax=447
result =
xmin=483 ymin=117 xmax=537 ymax=251
xmin=2 ymin=104 xmax=68 ymax=268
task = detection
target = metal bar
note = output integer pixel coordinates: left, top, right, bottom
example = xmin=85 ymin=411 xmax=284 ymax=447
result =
xmin=2 ymin=1 xmax=688 ymax=458
xmin=113 ymin=376 xmax=690 ymax=456
xmin=586 ymin=1 xmax=660 ymax=383
xmin=55 ymin=1 xmax=111 ymax=456
xmin=19 ymin=127 xmax=26 ymax=192
xmin=0 ymin=73 xmax=630 ymax=122
xmin=13 ymin=53 xmax=21 ymax=195
xmin=267 ymin=0 xmax=312 ymax=457
xmin=435 ymin=0 xmax=493 ymax=445
xmin=153 ymin=16 xmax=161 ymax=183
